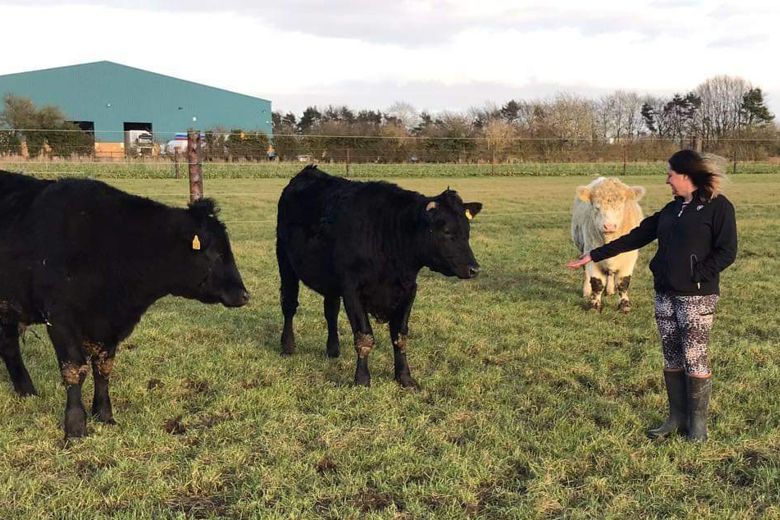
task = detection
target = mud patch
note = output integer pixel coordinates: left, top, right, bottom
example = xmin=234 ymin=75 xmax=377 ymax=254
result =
xmin=182 ymin=378 xmax=210 ymax=394
xmin=393 ymin=334 xmax=408 ymax=353
xmin=355 ymin=333 xmax=375 ymax=359
xmin=315 ymin=456 xmax=338 ymax=474
xmin=351 ymin=489 xmax=398 ymax=512
xmin=147 ymin=378 xmax=164 ymax=390
xmin=93 ymin=352 xmax=114 ymax=378
xmin=83 ymin=340 xmax=103 ymax=358
xmin=61 ymin=362 xmax=89 ymax=385
xmin=197 ymin=410 xmax=235 ymax=429
xmin=163 ymin=416 xmax=186 ymax=435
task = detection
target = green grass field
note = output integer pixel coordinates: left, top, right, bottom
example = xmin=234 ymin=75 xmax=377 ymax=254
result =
xmin=1 ymin=171 xmax=779 ymax=518
xmin=2 ymin=159 xmax=780 ymax=179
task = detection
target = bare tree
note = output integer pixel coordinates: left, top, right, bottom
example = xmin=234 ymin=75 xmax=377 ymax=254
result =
xmin=596 ymin=91 xmax=646 ymax=141
xmin=483 ymin=118 xmax=516 ymax=162
xmin=544 ymin=93 xmax=596 ymax=141
xmin=695 ymin=75 xmax=751 ymax=140
xmin=386 ymin=101 xmax=420 ymax=131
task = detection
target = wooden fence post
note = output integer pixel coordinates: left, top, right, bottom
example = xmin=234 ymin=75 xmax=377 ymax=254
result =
xmin=491 ymin=143 xmax=496 ymax=176
xmin=622 ymin=143 xmax=627 ymax=176
xmin=188 ymin=130 xmax=203 ymax=202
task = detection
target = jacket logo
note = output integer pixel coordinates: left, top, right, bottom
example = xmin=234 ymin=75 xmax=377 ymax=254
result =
xmin=696 ymin=205 xmax=704 ymax=211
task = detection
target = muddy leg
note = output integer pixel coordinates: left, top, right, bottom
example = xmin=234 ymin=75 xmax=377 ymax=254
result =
xmin=342 ymin=287 xmax=374 ymax=387
xmin=89 ymin=344 xmax=116 ymax=425
xmin=617 ymin=275 xmax=632 ymax=313
xmin=389 ymin=285 xmax=418 ymax=389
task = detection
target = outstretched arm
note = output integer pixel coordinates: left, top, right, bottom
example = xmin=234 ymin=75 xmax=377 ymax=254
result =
xmin=565 ymin=209 xmax=662 ymax=269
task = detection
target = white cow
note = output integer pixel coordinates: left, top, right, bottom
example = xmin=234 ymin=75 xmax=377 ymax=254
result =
xmin=572 ymin=177 xmax=645 ymax=312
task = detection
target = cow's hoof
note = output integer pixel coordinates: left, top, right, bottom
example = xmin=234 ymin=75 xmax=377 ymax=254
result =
xmin=618 ymin=301 xmax=631 ymax=313
xmin=588 ymin=303 xmax=603 ymax=312
xmin=92 ymin=409 xmax=116 ymax=425
xmin=64 ymin=407 xmax=87 ymax=439
xmin=280 ymin=333 xmax=295 ymax=356
xmin=14 ymin=384 xmax=38 ymax=397
xmin=325 ymin=342 xmax=340 ymax=358
xmin=396 ymin=375 xmax=420 ymax=390
xmin=354 ymin=376 xmax=371 ymax=387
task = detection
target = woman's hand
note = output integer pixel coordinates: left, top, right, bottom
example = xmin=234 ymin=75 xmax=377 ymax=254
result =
xmin=566 ymin=253 xmax=591 ymax=269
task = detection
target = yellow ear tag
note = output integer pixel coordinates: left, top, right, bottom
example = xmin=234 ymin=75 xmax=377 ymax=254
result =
xmin=192 ymin=235 xmax=201 ymax=250
xmin=465 ymin=209 xmax=473 ymax=220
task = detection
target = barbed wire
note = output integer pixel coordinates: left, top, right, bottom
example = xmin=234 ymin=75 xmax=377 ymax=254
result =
xmin=1 ymin=128 xmax=777 ymax=142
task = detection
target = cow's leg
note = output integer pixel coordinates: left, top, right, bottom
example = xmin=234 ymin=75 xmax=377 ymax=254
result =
xmin=582 ymin=269 xmax=592 ymax=298
xmin=0 ymin=321 xmax=37 ymax=396
xmin=616 ymin=274 xmax=632 ymax=313
xmin=323 ymin=294 xmax=341 ymax=358
xmin=48 ymin=325 xmax=89 ymax=439
xmin=277 ymin=244 xmax=299 ymax=356
xmin=389 ymin=285 xmax=418 ymax=389
xmin=605 ymin=272 xmax=615 ymax=295
xmin=342 ymin=288 xmax=374 ymax=387
xmin=89 ymin=343 xmax=117 ymax=425
xmin=586 ymin=263 xmax=607 ymax=311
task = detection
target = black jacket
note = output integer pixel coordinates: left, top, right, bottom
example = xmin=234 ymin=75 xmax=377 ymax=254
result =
xmin=590 ymin=192 xmax=737 ymax=296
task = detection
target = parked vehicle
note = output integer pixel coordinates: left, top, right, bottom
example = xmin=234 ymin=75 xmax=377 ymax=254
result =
xmin=162 ymin=133 xmax=204 ymax=156
xmin=125 ymin=130 xmax=154 ymax=157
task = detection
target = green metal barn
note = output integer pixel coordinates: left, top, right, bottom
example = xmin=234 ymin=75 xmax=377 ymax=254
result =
xmin=0 ymin=61 xmax=272 ymax=156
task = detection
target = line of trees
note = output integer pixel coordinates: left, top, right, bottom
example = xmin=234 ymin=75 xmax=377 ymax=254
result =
xmin=271 ymin=75 xmax=776 ymax=163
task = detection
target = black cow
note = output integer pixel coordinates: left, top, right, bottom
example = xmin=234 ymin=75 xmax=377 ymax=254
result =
xmin=0 ymin=171 xmax=249 ymax=438
xmin=276 ymin=166 xmax=482 ymax=387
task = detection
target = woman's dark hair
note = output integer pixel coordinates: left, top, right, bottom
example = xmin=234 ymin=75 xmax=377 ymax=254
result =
xmin=668 ymin=149 xmax=724 ymax=200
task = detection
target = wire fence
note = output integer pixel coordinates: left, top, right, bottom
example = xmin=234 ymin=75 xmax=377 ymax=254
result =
xmin=1 ymin=129 xmax=778 ymax=178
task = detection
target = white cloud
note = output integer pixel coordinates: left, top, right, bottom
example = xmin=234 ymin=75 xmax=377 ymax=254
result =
xmin=1 ymin=1 xmax=778 ymax=115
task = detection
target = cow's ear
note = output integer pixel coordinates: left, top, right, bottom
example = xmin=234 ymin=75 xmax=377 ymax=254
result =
xmin=188 ymin=198 xmax=220 ymax=220
xmin=631 ymin=186 xmax=646 ymax=201
xmin=426 ymin=201 xmax=438 ymax=212
xmin=463 ymin=202 xmax=482 ymax=220
xmin=576 ymin=186 xmax=591 ymax=202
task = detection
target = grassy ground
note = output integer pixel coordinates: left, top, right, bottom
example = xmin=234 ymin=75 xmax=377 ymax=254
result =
xmin=2 ymin=159 xmax=780 ymax=179
xmin=0 ymin=172 xmax=779 ymax=518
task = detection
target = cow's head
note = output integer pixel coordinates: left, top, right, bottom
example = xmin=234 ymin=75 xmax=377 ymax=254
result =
xmin=576 ymin=178 xmax=645 ymax=237
xmin=176 ymin=199 xmax=249 ymax=307
xmin=422 ymin=190 xmax=482 ymax=279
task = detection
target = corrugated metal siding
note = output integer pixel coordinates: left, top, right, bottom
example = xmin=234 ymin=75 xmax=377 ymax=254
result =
xmin=0 ymin=61 xmax=272 ymax=141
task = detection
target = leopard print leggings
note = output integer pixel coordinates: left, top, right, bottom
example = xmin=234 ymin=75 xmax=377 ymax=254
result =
xmin=654 ymin=293 xmax=719 ymax=376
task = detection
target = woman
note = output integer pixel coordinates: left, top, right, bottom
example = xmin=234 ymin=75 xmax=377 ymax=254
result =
xmin=567 ymin=150 xmax=737 ymax=441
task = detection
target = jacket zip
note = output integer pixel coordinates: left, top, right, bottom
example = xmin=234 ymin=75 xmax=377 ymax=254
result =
xmin=690 ymin=254 xmax=700 ymax=290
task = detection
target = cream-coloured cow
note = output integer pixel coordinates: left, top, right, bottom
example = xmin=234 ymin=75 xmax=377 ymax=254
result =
xmin=571 ymin=177 xmax=645 ymax=312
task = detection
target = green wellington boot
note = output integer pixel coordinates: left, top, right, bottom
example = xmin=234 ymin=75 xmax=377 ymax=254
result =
xmin=686 ymin=375 xmax=712 ymax=442
xmin=647 ymin=370 xmax=687 ymax=439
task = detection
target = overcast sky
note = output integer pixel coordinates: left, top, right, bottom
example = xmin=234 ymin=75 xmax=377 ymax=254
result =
xmin=2 ymin=1 xmax=778 ymax=117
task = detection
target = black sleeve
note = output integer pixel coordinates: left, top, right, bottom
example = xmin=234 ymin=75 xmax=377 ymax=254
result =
xmin=590 ymin=210 xmax=661 ymax=262
xmin=693 ymin=197 xmax=737 ymax=282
